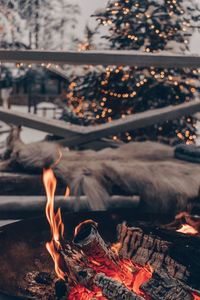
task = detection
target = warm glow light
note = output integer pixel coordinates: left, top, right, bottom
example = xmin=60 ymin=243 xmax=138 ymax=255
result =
xmin=69 ymin=285 xmax=105 ymax=300
xmin=46 ymin=240 xmax=65 ymax=280
xmin=192 ymin=293 xmax=200 ymax=300
xmin=176 ymin=224 xmax=198 ymax=235
xmin=132 ymin=266 xmax=152 ymax=295
xmin=64 ymin=186 xmax=70 ymax=199
xmin=43 ymin=168 xmax=65 ymax=279
xmin=43 ymin=169 xmax=64 ymax=246
xmin=111 ymin=242 xmax=122 ymax=255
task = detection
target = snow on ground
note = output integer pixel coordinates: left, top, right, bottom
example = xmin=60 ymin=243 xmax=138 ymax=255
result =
xmin=8 ymin=104 xmax=60 ymax=144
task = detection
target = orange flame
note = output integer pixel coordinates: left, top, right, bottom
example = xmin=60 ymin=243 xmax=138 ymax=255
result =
xmin=111 ymin=242 xmax=122 ymax=256
xmin=132 ymin=266 xmax=152 ymax=295
xmin=193 ymin=293 xmax=200 ymax=300
xmin=46 ymin=240 xmax=65 ymax=280
xmin=69 ymin=285 xmax=105 ymax=300
xmin=43 ymin=168 xmax=65 ymax=279
xmin=64 ymin=186 xmax=70 ymax=199
xmin=176 ymin=224 xmax=198 ymax=235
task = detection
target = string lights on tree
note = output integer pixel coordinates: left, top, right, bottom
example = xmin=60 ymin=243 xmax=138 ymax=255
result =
xmin=63 ymin=0 xmax=200 ymax=144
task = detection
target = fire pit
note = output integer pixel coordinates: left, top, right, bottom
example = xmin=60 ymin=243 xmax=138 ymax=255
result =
xmin=1 ymin=167 xmax=200 ymax=300
xmin=0 ymin=209 xmax=200 ymax=300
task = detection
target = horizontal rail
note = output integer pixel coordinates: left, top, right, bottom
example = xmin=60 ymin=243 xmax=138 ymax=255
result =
xmin=60 ymin=100 xmax=200 ymax=147
xmin=0 ymin=100 xmax=200 ymax=145
xmin=0 ymin=108 xmax=86 ymax=137
xmin=0 ymin=50 xmax=200 ymax=68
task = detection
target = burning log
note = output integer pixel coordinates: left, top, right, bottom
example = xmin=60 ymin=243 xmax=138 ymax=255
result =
xmin=39 ymin=153 xmax=200 ymax=300
xmin=95 ymin=273 xmax=145 ymax=300
xmin=73 ymin=220 xmax=119 ymax=267
xmin=117 ymin=223 xmax=190 ymax=282
xmin=59 ymin=244 xmax=145 ymax=300
xmin=141 ymin=270 xmax=194 ymax=300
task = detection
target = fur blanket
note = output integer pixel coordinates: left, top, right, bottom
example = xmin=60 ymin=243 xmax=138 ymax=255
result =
xmin=1 ymin=127 xmax=200 ymax=213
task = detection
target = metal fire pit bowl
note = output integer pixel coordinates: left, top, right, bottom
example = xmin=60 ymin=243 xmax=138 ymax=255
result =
xmin=0 ymin=209 xmax=186 ymax=300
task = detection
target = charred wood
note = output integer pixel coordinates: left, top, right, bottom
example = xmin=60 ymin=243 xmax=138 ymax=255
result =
xmin=117 ymin=224 xmax=190 ymax=282
xmin=95 ymin=273 xmax=145 ymax=300
xmin=73 ymin=220 xmax=119 ymax=267
xmin=141 ymin=270 xmax=194 ymax=300
xmin=60 ymin=244 xmax=143 ymax=300
xmin=24 ymin=271 xmax=69 ymax=300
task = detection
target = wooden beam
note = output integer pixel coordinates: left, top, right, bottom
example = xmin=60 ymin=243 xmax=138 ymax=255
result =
xmin=0 ymin=195 xmax=140 ymax=219
xmin=0 ymin=50 xmax=200 ymax=68
xmin=0 ymin=108 xmax=85 ymax=137
xmin=0 ymin=101 xmax=200 ymax=145
xmin=60 ymin=100 xmax=200 ymax=147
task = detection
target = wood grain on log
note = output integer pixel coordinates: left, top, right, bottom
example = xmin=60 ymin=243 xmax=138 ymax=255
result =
xmin=73 ymin=220 xmax=118 ymax=267
xmin=141 ymin=271 xmax=193 ymax=300
xmin=95 ymin=273 xmax=145 ymax=300
xmin=60 ymin=244 xmax=143 ymax=300
xmin=117 ymin=224 xmax=190 ymax=282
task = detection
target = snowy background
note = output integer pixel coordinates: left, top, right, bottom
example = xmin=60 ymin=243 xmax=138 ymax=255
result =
xmin=0 ymin=0 xmax=200 ymax=144
xmin=76 ymin=0 xmax=200 ymax=53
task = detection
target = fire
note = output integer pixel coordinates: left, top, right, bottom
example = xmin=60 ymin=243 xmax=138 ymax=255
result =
xmin=193 ymin=293 xmax=200 ymax=300
xmin=46 ymin=240 xmax=65 ymax=280
xmin=42 ymin=167 xmax=195 ymax=300
xmin=110 ymin=242 xmax=122 ymax=255
xmin=88 ymin=257 xmax=152 ymax=297
xmin=176 ymin=224 xmax=198 ymax=235
xmin=69 ymin=285 xmax=105 ymax=300
xmin=64 ymin=186 xmax=70 ymax=199
xmin=42 ymin=166 xmax=153 ymax=298
xmin=43 ymin=168 xmax=65 ymax=279
xmin=132 ymin=266 xmax=152 ymax=295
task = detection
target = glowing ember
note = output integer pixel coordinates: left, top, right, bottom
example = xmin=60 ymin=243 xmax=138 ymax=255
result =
xmin=176 ymin=224 xmax=198 ymax=235
xmin=110 ymin=242 xmax=122 ymax=255
xmin=90 ymin=258 xmax=152 ymax=297
xmin=132 ymin=266 xmax=152 ymax=295
xmin=69 ymin=286 xmax=105 ymax=300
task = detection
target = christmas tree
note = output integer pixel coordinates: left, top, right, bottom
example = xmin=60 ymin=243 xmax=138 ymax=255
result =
xmin=64 ymin=0 xmax=200 ymax=144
